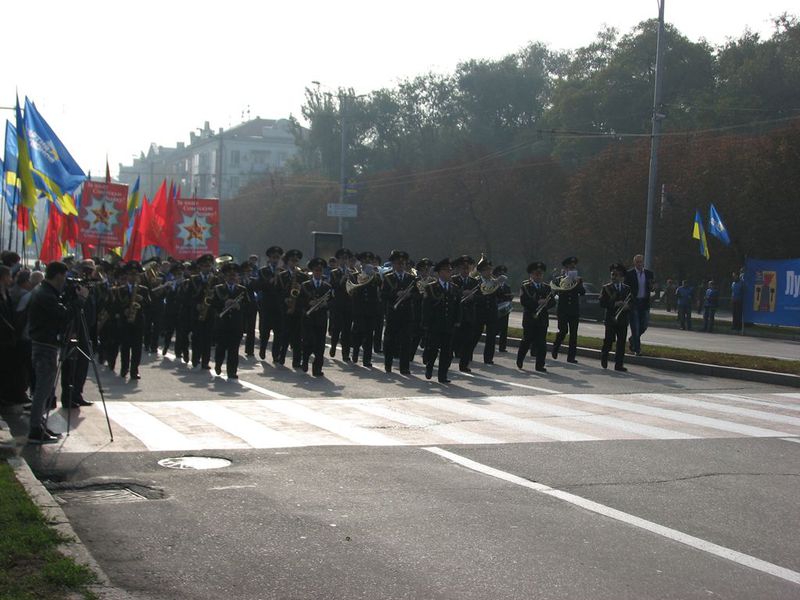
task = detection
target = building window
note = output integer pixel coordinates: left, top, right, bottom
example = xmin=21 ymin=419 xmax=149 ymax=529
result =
xmin=231 ymin=176 xmax=240 ymax=191
xmin=230 ymin=150 xmax=240 ymax=167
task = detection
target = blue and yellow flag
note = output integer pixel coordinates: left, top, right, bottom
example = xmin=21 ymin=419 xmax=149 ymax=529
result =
xmin=14 ymin=96 xmax=39 ymax=213
xmin=3 ymin=121 xmax=20 ymax=218
xmin=708 ymin=203 xmax=731 ymax=246
xmin=127 ymin=175 xmax=141 ymax=215
xmin=692 ymin=210 xmax=710 ymax=260
xmin=23 ymin=97 xmax=83 ymax=215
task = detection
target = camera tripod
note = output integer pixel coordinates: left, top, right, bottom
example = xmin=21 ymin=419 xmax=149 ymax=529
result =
xmin=47 ymin=307 xmax=114 ymax=441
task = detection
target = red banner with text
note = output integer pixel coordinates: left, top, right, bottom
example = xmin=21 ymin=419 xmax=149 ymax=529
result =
xmin=173 ymin=198 xmax=219 ymax=260
xmin=78 ymin=181 xmax=129 ymax=248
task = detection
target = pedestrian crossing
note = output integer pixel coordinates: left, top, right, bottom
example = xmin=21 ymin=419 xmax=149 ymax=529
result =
xmin=42 ymin=390 xmax=800 ymax=453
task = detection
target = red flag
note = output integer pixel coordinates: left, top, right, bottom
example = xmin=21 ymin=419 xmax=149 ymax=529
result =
xmin=143 ymin=180 xmax=178 ymax=255
xmin=64 ymin=215 xmax=80 ymax=246
xmin=124 ymin=196 xmax=149 ymax=262
xmin=40 ymin=208 xmax=66 ymax=263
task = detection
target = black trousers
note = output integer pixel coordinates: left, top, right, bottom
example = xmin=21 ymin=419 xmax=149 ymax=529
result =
xmin=259 ymin=304 xmax=283 ymax=360
xmin=243 ymin=303 xmax=257 ymax=356
xmin=383 ymin=317 xmax=413 ymax=371
xmin=302 ymin=318 xmax=327 ymax=374
xmin=602 ymin=320 xmax=628 ymax=368
xmin=329 ymin=306 xmax=353 ymax=358
xmin=469 ymin=315 xmax=498 ymax=364
xmin=191 ymin=319 xmax=213 ymax=368
xmin=553 ymin=313 xmax=579 ymax=360
xmin=424 ymin=331 xmax=453 ymax=381
xmin=144 ymin=302 xmax=164 ymax=352
xmin=61 ymin=344 xmax=89 ymax=402
xmin=352 ymin=315 xmax=378 ymax=365
xmin=518 ymin=323 xmax=547 ymax=369
xmin=215 ymin=326 xmax=243 ymax=376
xmin=100 ymin=321 xmax=119 ymax=370
xmin=119 ymin=323 xmax=143 ymax=375
xmin=279 ymin=314 xmax=303 ymax=366
xmin=453 ymin=318 xmax=473 ymax=360
xmin=374 ymin=315 xmax=384 ymax=353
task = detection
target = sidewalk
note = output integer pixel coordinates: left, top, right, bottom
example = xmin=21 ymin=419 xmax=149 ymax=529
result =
xmin=507 ymin=312 xmax=800 ymax=362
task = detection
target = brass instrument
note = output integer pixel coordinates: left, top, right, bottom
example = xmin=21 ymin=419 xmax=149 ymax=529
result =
xmin=197 ymin=278 xmax=215 ymax=322
xmin=480 ymin=274 xmax=507 ymax=296
xmin=416 ymin=275 xmax=436 ymax=293
xmin=285 ymin=268 xmax=301 ymax=315
xmin=551 ymin=271 xmax=581 ymax=292
xmin=123 ymin=288 xmax=143 ymax=324
xmin=460 ymin=283 xmax=481 ymax=304
xmin=533 ymin=289 xmax=555 ymax=319
xmin=614 ymin=292 xmax=633 ymax=323
xmin=393 ymin=282 xmax=415 ymax=310
xmin=306 ymin=289 xmax=333 ymax=316
xmin=346 ymin=271 xmax=376 ymax=295
xmin=219 ymin=292 xmax=245 ymax=318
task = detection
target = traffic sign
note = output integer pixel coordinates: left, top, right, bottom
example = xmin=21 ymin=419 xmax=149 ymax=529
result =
xmin=327 ymin=203 xmax=358 ymax=218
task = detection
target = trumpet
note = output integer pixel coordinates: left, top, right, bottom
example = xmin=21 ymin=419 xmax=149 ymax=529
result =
xmin=306 ymin=289 xmax=332 ymax=315
xmin=614 ymin=292 xmax=633 ymax=323
xmin=460 ymin=285 xmax=481 ymax=304
xmin=534 ymin=289 xmax=555 ymax=319
xmin=393 ymin=284 xmax=414 ymax=310
xmin=219 ymin=293 xmax=245 ymax=317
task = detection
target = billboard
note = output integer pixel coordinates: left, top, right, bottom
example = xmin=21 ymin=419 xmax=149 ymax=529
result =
xmin=173 ymin=198 xmax=219 ymax=260
xmin=78 ymin=181 xmax=129 ymax=248
xmin=743 ymin=257 xmax=800 ymax=326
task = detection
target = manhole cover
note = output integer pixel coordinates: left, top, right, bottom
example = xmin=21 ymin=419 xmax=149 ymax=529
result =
xmin=54 ymin=488 xmax=148 ymax=505
xmin=158 ymin=456 xmax=232 ymax=470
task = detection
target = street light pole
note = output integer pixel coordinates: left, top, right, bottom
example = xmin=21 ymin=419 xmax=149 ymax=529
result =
xmin=644 ymin=0 xmax=666 ymax=270
xmin=338 ymin=94 xmax=346 ymax=236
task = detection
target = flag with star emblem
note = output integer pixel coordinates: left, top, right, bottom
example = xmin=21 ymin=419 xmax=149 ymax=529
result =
xmin=708 ymin=203 xmax=731 ymax=246
xmin=77 ymin=180 xmax=129 ymax=247
xmin=173 ymin=197 xmax=219 ymax=260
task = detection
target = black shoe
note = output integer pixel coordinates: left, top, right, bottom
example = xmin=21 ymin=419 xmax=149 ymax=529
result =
xmin=535 ymin=366 xmax=547 ymax=373
xmin=363 ymin=362 xmax=373 ymax=368
xmin=162 ymin=348 xmax=168 ymax=356
xmin=245 ymin=353 xmax=254 ymax=359
xmin=62 ymin=397 xmax=93 ymax=409
xmin=635 ymin=351 xmax=642 ymax=357
xmin=384 ymin=364 xmax=392 ymax=373
xmin=601 ymin=354 xmax=608 ymax=369
xmin=484 ymin=360 xmax=494 ymax=365
xmin=274 ymin=357 xmax=285 ymax=365
xmin=551 ymin=347 xmax=558 ymax=359
xmin=45 ymin=427 xmax=63 ymax=439
xmin=201 ymin=364 xmax=210 ymax=370
xmin=438 ymin=378 xmax=451 ymax=384
xmin=259 ymin=347 xmax=266 ymax=359
xmin=329 ymin=348 xmax=336 ymax=357
xmin=120 ymin=369 xmax=128 ymax=378
xmin=312 ymin=370 xmax=324 ymax=377
xmin=228 ymin=373 xmax=238 ymax=380
xmin=459 ymin=366 xmax=471 ymax=373
xmin=215 ymin=364 xmax=222 ymax=375
xmin=425 ymin=365 xmax=433 ymax=380
xmin=615 ymin=366 xmax=628 ymax=372
xmin=497 ymin=348 xmax=507 ymax=353
xmin=130 ymin=372 xmax=141 ymax=380
xmin=400 ymin=369 xmax=411 ymax=375
xmin=27 ymin=429 xmax=59 ymax=445
xmin=301 ymin=363 xmax=309 ymax=373
xmin=516 ymin=357 xmax=524 ymax=370
xmin=567 ymin=358 xmax=578 ymax=364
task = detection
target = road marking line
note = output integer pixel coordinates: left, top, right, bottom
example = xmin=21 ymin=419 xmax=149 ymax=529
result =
xmin=163 ymin=351 xmax=291 ymax=399
xmin=177 ymin=401 xmax=304 ymax=448
xmin=423 ymin=446 xmax=800 ymax=586
xmin=487 ymin=395 xmax=697 ymax=440
xmin=775 ymin=393 xmax=800 ymax=400
xmin=644 ymin=393 xmax=800 ymax=428
xmin=256 ymin=400 xmax=403 ymax=446
xmin=700 ymin=393 xmax=800 ymax=413
xmin=458 ymin=371 xmax=560 ymax=394
xmin=562 ymin=394 xmax=792 ymax=438
xmin=98 ymin=402 xmax=196 ymax=451
xmin=345 ymin=401 xmax=504 ymax=445
xmin=407 ymin=396 xmax=597 ymax=442
xmin=780 ymin=437 xmax=800 ymax=444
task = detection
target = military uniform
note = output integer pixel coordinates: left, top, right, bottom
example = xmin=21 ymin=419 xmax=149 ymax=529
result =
xmin=349 ymin=268 xmax=382 ymax=367
xmin=452 ymin=271 xmax=479 ymax=371
xmin=189 ymin=264 xmax=219 ymax=369
xmin=255 ymin=249 xmax=284 ymax=360
xmin=552 ymin=257 xmax=585 ymax=363
xmin=211 ymin=275 xmax=250 ymax=378
xmin=380 ymin=255 xmax=418 ymax=374
xmin=276 ymin=251 xmax=308 ymax=368
xmin=142 ymin=261 xmax=166 ymax=353
xmin=600 ymin=265 xmax=632 ymax=371
xmin=112 ymin=274 xmax=150 ymax=379
xmin=298 ymin=265 xmax=332 ymax=376
xmin=517 ymin=263 xmax=555 ymax=372
xmin=421 ymin=267 xmax=461 ymax=383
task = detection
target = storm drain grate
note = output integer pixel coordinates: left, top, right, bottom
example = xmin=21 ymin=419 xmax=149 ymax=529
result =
xmin=158 ymin=456 xmax=232 ymax=470
xmin=54 ymin=487 xmax=148 ymax=505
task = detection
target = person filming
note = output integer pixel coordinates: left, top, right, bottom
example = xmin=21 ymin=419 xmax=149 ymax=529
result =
xmin=27 ymin=261 xmax=89 ymax=445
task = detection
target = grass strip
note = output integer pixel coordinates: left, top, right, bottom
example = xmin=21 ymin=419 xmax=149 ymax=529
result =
xmin=0 ymin=462 xmax=97 ymax=600
xmin=506 ymin=327 xmax=800 ymax=376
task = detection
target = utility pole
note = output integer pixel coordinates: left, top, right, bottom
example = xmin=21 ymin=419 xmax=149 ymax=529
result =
xmin=338 ymin=94 xmax=347 ymax=236
xmin=644 ymin=0 xmax=666 ymax=270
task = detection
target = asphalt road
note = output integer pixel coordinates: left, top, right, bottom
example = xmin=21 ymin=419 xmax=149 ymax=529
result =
xmin=9 ymin=345 xmax=800 ymax=600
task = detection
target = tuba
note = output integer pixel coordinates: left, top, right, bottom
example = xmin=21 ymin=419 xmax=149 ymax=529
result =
xmin=480 ymin=274 xmax=507 ymax=296
xmin=346 ymin=270 xmax=375 ymax=295
xmin=551 ymin=270 xmax=580 ymax=292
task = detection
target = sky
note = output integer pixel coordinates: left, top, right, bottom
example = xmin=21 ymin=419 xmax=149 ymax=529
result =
xmin=3 ymin=0 xmax=795 ymax=177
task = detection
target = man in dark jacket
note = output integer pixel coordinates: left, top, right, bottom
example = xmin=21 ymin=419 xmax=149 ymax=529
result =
xmin=624 ymin=254 xmax=654 ymax=356
xmin=27 ymin=261 xmax=88 ymax=444
xmin=551 ymin=256 xmax=585 ymax=363
xmin=422 ymin=258 xmax=461 ymax=383
xmin=600 ymin=263 xmax=632 ymax=372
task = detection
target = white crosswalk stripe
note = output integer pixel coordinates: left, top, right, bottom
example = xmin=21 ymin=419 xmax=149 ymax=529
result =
xmin=42 ymin=391 xmax=800 ymax=453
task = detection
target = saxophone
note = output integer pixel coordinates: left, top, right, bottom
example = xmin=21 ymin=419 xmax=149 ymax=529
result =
xmin=285 ymin=268 xmax=301 ymax=315
xmin=197 ymin=276 xmax=215 ymax=322
xmin=123 ymin=288 xmax=143 ymax=324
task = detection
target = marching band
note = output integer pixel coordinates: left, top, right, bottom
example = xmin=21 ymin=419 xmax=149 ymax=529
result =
xmin=52 ymin=247 xmax=635 ymax=386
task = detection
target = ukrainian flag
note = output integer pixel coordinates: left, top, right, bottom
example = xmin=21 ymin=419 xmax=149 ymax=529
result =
xmin=14 ymin=96 xmax=38 ymax=213
xmin=692 ymin=210 xmax=710 ymax=260
xmin=127 ymin=175 xmax=141 ymax=215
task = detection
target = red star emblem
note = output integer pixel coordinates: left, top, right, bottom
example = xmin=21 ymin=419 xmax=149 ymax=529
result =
xmin=92 ymin=203 xmax=112 ymax=225
xmin=185 ymin=218 xmax=207 ymax=241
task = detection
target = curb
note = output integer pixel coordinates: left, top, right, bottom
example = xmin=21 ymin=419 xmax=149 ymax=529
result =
xmin=6 ymin=455 xmax=136 ymax=600
xmin=491 ymin=335 xmax=800 ymax=388
xmin=0 ymin=418 xmax=15 ymax=458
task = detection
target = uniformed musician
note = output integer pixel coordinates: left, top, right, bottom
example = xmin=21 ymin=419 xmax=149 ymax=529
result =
xmin=380 ymin=250 xmax=418 ymax=374
xmin=517 ymin=262 xmax=555 ymax=372
xmin=421 ymin=258 xmax=461 ymax=383
xmin=276 ymin=249 xmax=307 ymax=368
xmin=298 ymin=258 xmax=332 ymax=376
xmin=349 ymin=252 xmax=381 ymax=368
xmin=451 ymin=255 xmax=479 ymax=373
xmin=469 ymin=255 xmax=500 ymax=366
xmin=551 ymin=256 xmax=585 ymax=364
xmin=112 ymin=262 xmax=150 ymax=380
xmin=494 ymin=265 xmax=512 ymax=353
xmin=189 ymin=254 xmax=218 ymax=370
xmin=599 ymin=263 xmax=632 ymax=372
xmin=240 ymin=261 xmax=258 ymax=358
xmin=410 ymin=258 xmax=433 ymax=362
xmin=212 ymin=261 xmax=250 ymax=379
xmin=256 ymin=246 xmax=284 ymax=361
xmin=161 ymin=262 xmax=185 ymax=357
xmin=328 ymin=248 xmax=355 ymax=362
